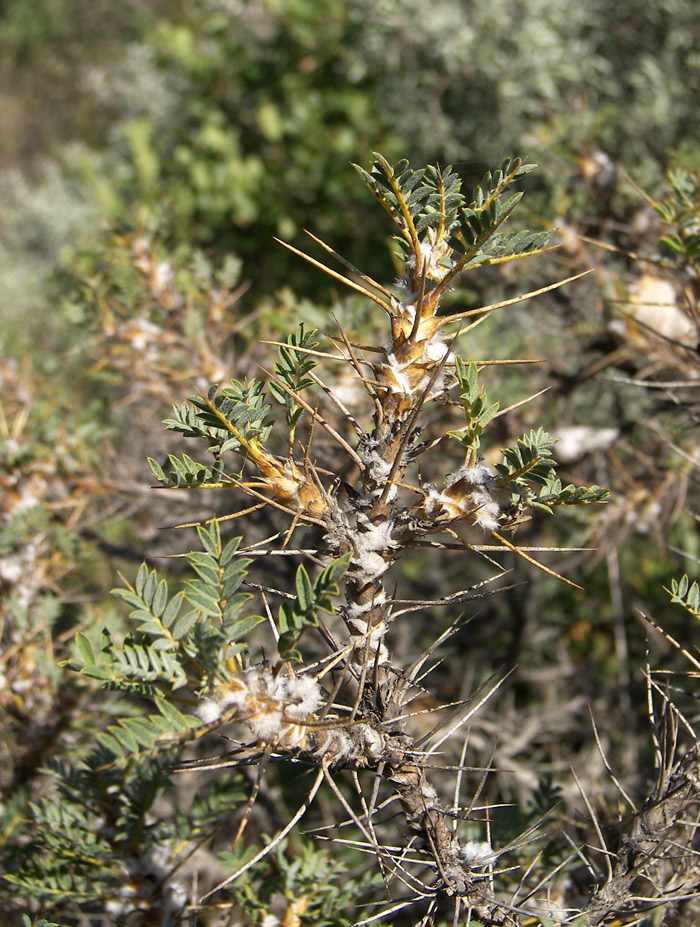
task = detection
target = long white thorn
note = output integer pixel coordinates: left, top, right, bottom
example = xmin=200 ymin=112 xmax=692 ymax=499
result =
xmin=199 ymin=766 xmax=325 ymax=901
xmin=424 ymin=670 xmax=514 ymax=754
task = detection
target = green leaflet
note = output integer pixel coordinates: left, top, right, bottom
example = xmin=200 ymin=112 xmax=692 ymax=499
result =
xmin=66 ymin=523 xmax=263 ymax=759
xmin=495 ymin=428 xmax=609 ymax=512
xmin=163 ymin=378 xmax=274 ymax=456
xmin=448 ymin=357 xmax=500 ymax=455
xmin=277 ymin=553 xmax=352 ymax=663
xmin=670 ymin=574 xmax=700 ymax=618
xmin=270 ymin=323 xmax=319 ymax=427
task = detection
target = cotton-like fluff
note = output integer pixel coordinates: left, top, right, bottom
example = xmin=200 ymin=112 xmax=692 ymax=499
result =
xmin=311 ymin=721 xmax=388 ymax=766
xmin=468 ymin=485 xmax=502 ymax=532
xmin=376 ymin=334 xmax=452 ymax=402
xmin=383 ymin=352 xmax=413 ymax=397
xmin=344 ymin=589 xmax=388 ymax=622
xmin=284 ymin=675 xmax=323 ymax=719
xmin=350 ymin=517 xmax=396 ymax=584
xmin=421 ymin=464 xmax=505 ymax=531
xmin=196 ymin=698 xmax=225 ymax=725
xmin=196 ymin=668 xmax=323 ymax=748
xmin=449 ymin=466 xmax=504 ymax=531
xmin=346 ymin=621 xmax=389 ymax=667
xmin=406 ymin=239 xmax=452 ymax=282
xmin=364 ymin=449 xmax=392 ymax=483
xmin=362 ymin=449 xmax=399 ymax=502
xmin=460 ymin=840 xmax=495 ymax=868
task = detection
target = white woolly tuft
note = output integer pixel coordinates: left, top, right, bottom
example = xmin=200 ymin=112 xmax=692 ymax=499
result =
xmin=422 ymin=485 xmax=442 ymax=516
xmin=470 ymin=486 xmax=502 ymax=532
xmin=347 ymin=631 xmax=389 ymax=666
xmin=251 ymin=708 xmax=284 ymax=741
xmin=261 ymin=914 xmax=281 ymax=927
xmin=358 ymin=518 xmax=395 ymax=550
xmin=242 ymin=668 xmax=266 ymax=696
xmin=460 ymin=840 xmax=494 ymax=867
xmin=351 ymin=518 xmax=396 ymax=583
xmin=384 ymin=353 xmax=412 ymax=396
xmin=393 ymin=278 xmax=413 ymax=300
xmin=196 ymin=699 xmax=224 ymax=725
xmin=449 ymin=464 xmax=498 ymax=486
xmin=218 ymin=687 xmax=249 ymax=713
xmin=360 ymin=724 xmax=385 ymax=759
xmin=421 ymin=333 xmax=453 ymax=365
xmin=397 ymin=300 xmax=417 ymax=324
xmin=345 ymin=590 xmax=388 ymax=622
xmin=195 ymin=666 xmax=323 ymax=751
xmin=364 ymin=450 xmax=392 ymax=481
xmin=354 ymin=550 xmax=388 ymax=582
xmin=285 ymin=676 xmax=322 ymax=718
xmin=473 ymin=507 xmax=501 ymax=532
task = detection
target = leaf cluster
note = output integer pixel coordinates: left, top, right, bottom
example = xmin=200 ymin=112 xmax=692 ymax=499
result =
xmin=353 ymin=153 xmax=465 ymax=243
xmin=220 ymin=839 xmax=383 ymax=927
xmin=148 ymin=452 xmax=224 ymax=488
xmin=65 ymin=521 xmax=263 ymax=760
xmin=496 ymin=428 xmax=609 ymax=513
xmin=448 ymin=357 xmax=500 ymax=457
xmin=270 ymin=323 xmax=319 ymax=428
xmin=4 ymin=758 xmax=173 ymax=907
xmin=536 ymin=477 xmax=610 ymax=512
xmin=278 ymin=553 xmax=352 ymax=662
xmin=496 ymin=427 xmax=559 ymax=494
xmin=164 ymin=379 xmax=274 ymax=456
xmin=455 ymin=159 xmax=553 ymax=266
xmin=354 ymin=153 xmax=554 ymax=279
xmin=655 ymin=168 xmax=700 ymax=273
xmin=178 ymin=773 xmax=248 ymax=838
xmin=3 ymin=750 xmax=254 ymax=917
xmin=669 ymin=574 xmax=700 ymax=619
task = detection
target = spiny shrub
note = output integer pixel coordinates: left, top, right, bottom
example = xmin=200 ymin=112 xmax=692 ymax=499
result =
xmin=10 ymin=155 xmax=699 ymax=927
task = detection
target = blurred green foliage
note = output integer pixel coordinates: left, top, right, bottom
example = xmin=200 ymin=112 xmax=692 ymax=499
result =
xmin=3 ymin=0 xmax=700 ymax=334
